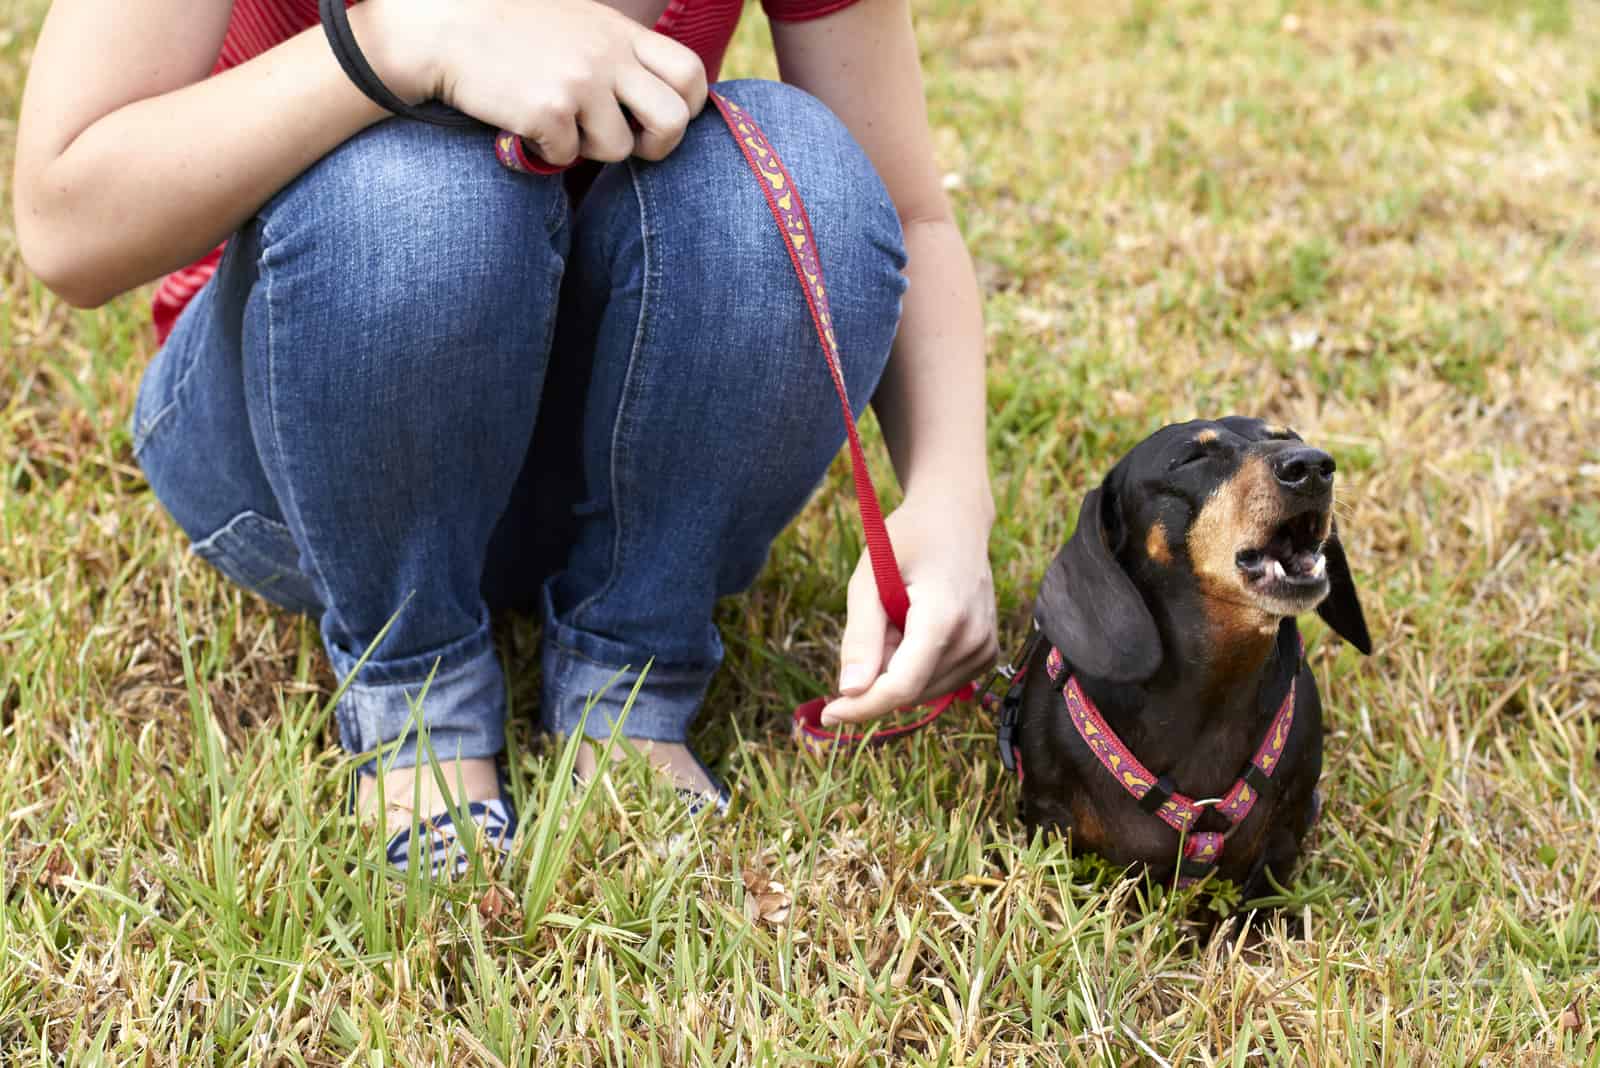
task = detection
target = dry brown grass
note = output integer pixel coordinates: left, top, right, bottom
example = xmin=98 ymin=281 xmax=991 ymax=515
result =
xmin=2 ymin=0 xmax=1597 ymax=1062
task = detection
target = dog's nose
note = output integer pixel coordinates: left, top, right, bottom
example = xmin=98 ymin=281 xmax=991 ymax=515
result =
xmin=1272 ymin=446 xmax=1335 ymax=492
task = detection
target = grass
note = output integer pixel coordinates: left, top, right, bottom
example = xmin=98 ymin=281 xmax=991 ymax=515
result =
xmin=2 ymin=0 xmax=1598 ymax=1062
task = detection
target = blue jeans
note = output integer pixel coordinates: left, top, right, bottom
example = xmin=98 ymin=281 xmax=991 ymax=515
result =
xmin=131 ymin=80 xmax=906 ymax=770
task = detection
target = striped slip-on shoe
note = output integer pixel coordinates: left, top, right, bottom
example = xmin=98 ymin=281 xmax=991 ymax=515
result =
xmin=384 ymin=795 xmax=518 ymax=877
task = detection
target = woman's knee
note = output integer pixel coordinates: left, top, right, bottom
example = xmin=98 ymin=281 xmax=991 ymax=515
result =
xmin=635 ymin=79 xmax=908 ymax=405
xmin=558 ymin=82 xmax=913 ymax=602
xmin=696 ymin=79 xmax=907 ymax=290
xmin=254 ymin=119 xmax=571 ymax=376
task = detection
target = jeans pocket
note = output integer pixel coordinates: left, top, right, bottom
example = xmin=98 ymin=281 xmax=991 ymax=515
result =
xmin=192 ymin=510 xmax=321 ymax=615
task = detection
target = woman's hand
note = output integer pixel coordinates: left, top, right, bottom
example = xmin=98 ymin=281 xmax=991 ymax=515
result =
xmin=820 ymin=494 xmax=998 ymax=726
xmin=375 ymin=0 xmax=707 ymax=166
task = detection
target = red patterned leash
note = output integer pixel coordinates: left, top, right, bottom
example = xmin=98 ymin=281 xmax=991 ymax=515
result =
xmin=704 ymin=93 xmax=910 ymax=630
xmin=704 ymin=93 xmax=979 ymax=754
xmin=495 ymin=97 xmax=974 ymax=752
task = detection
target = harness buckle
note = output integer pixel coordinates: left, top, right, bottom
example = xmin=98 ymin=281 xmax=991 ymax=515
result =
xmin=997 ymin=725 xmax=1017 ymax=774
xmin=996 ymin=686 xmax=1023 ymax=775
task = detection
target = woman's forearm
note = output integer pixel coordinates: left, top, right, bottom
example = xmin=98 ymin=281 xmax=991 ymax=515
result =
xmin=874 ymin=216 xmax=993 ymax=519
xmin=16 ymin=0 xmax=708 ymax=309
xmin=13 ymin=3 xmax=421 ymax=307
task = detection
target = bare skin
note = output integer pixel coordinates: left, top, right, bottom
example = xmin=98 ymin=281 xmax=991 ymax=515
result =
xmin=574 ymin=742 xmax=718 ymax=796
xmin=357 ymin=757 xmax=504 ymax=835
xmin=354 ymin=746 xmax=715 ymax=835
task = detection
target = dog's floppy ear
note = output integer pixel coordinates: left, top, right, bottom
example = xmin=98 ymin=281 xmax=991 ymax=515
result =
xmin=1316 ymin=523 xmax=1372 ymax=655
xmin=1034 ymin=485 xmax=1162 ymax=683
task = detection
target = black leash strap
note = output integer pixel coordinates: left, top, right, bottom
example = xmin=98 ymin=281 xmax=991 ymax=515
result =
xmin=319 ymin=0 xmax=475 ymax=127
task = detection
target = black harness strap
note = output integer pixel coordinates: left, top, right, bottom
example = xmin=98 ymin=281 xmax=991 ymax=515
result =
xmin=989 ymin=625 xmax=1045 ymax=778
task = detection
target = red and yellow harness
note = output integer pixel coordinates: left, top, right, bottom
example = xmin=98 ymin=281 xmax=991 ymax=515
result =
xmin=991 ymin=624 xmax=1311 ymax=886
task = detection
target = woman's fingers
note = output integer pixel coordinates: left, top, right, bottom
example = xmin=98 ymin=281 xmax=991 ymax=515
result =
xmin=634 ymin=32 xmax=707 ymax=117
xmin=614 ymin=65 xmax=691 ymax=160
xmin=821 ymin=600 xmax=949 ymax=725
xmin=431 ymin=1 xmax=706 ymax=167
xmin=576 ymin=90 xmax=635 ymax=162
xmin=919 ymin=625 xmax=998 ymax=702
xmin=524 ymin=103 xmax=582 ymax=167
xmin=820 ymin=596 xmax=996 ymax=725
xmin=836 ymin=556 xmax=891 ymax=696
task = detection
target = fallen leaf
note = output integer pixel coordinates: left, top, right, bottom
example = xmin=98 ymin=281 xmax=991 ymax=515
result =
xmin=827 ymin=802 xmax=865 ymax=826
xmin=757 ymin=891 xmax=791 ymax=925
xmin=742 ymin=866 xmax=793 ymax=927
xmin=37 ymin=845 xmax=71 ymax=891
xmin=477 ymin=885 xmax=521 ymax=933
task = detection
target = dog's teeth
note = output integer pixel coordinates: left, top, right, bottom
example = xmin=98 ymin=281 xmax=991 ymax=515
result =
xmin=1310 ymin=553 xmax=1327 ymax=579
xmin=1267 ymin=558 xmax=1287 ymax=581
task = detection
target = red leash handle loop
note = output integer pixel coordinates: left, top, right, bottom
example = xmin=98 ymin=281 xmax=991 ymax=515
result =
xmin=792 ymin=682 xmax=975 ymax=757
xmin=493 ymin=131 xmax=572 ymax=177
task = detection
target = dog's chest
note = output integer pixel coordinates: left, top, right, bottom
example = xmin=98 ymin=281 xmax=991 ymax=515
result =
xmin=1138 ymin=710 xmax=1269 ymax=801
xmin=1016 ymin=657 xmax=1311 ymax=874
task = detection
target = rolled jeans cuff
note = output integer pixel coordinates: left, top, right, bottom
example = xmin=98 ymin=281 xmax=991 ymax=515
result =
xmin=540 ymin=616 xmax=717 ymax=744
xmin=328 ymin=629 xmax=507 ymax=772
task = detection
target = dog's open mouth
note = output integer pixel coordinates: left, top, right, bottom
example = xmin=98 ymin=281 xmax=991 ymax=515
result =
xmin=1235 ymin=510 xmax=1328 ymax=603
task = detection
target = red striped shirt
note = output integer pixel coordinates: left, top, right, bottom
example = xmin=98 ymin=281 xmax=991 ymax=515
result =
xmin=152 ymin=0 xmax=859 ymax=342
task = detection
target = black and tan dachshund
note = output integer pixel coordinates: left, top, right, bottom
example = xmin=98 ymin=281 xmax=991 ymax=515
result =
xmin=1000 ymin=417 xmax=1372 ymax=896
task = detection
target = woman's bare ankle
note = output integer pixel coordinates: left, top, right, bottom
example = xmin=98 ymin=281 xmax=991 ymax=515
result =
xmin=573 ymin=739 xmax=719 ymax=797
xmin=357 ymin=757 xmax=501 ymax=835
